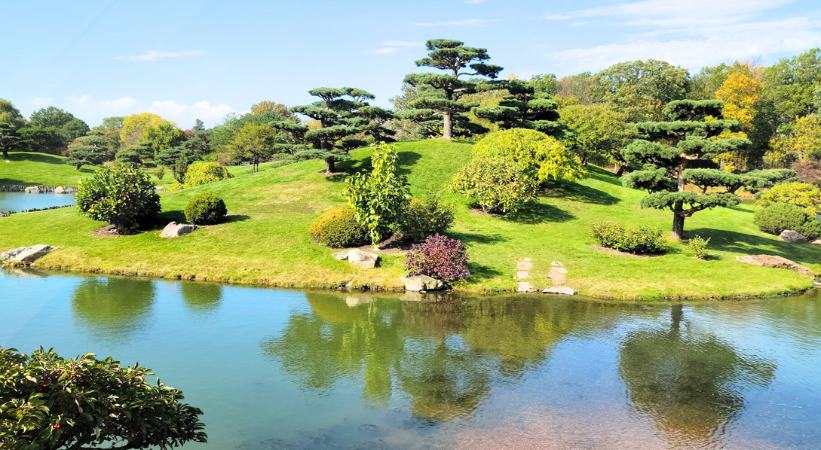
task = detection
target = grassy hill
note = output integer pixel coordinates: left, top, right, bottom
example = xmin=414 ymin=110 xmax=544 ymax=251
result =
xmin=1 ymin=140 xmax=818 ymax=299
xmin=1 ymin=152 xmax=93 ymax=186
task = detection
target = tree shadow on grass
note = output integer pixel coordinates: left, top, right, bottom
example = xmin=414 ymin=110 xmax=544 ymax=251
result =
xmin=467 ymin=262 xmax=503 ymax=283
xmin=586 ymin=165 xmax=624 ymax=186
xmin=503 ymin=202 xmax=574 ymax=224
xmin=448 ymin=231 xmax=507 ymax=245
xmin=225 ymin=214 xmax=251 ymax=223
xmin=688 ymin=228 xmax=821 ymax=266
xmin=544 ymin=181 xmax=619 ymax=205
xmin=331 ymin=150 xmax=423 ymax=181
xmin=154 ymin=210 xmax=186 ymax=226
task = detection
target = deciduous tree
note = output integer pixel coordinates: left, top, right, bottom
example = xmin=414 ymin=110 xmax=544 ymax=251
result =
xmin=593 ymin=60 xmax=690 ymax=121
xmin=559 ymin=103 xmax=635 ymax=169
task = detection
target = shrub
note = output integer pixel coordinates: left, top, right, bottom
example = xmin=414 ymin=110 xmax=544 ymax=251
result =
xmin=185 ymin=193 xmax=227 ymax=225
xmin=756 ymin=181 xmax=821 ymax=215
xmin=76 ymin=164 xmax=160 ymax=234
xmin=183 ymin=161 xmax=232 ymax=188
xmin=687 ymin=235 xmax=711 ymax=260
xmin=0 ymin=347 xmax=206 ymax=448
xmin=592 ymin=221 xmax=666 ymax=255
xmin=309 ymin=205 xmax=368 ymax=248
xmin=399 ymin=197 xmax=454 ymax=243
xmin=473 ymin=128 xmax=586 ymax=183
xmin=754 ymin=202 xmax=821 ymax=239
xmin=406 ymin=234 xmax=470 ymax=283
xmin=345 ymin=144 xmax=410 ymax=244
xmin=450 ymin=156 xmax=538 ymax=214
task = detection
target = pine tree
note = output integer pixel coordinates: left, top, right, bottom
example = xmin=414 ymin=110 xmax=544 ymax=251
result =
xmin=472 ymin=79 xmax=563 ymax=136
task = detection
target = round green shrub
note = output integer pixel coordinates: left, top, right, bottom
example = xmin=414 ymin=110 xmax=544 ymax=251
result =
xmin=450 ymin=156 xmax=539 ymax=214
xmin=184 ymin=193 xmax=227 ymax=225
xmin=591 ymin=221 xmax=666 ymax=255
xmin=754 ymin=202 xmax=821 ymax=239
xmin=309 ymin=206 xmax=368 ymax=248
xmin=183 ymin=162 xmax=232 ymax=188
xmin=399 ymin=197 xmax=454 ymax=243
xmin=76 ymin=164 xmax=160 ymax=234
xmin=756 ymin=181 xmax=820 ymax=215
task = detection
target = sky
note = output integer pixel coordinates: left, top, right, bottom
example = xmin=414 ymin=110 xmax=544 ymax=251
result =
xmin=2 ymin=0 xmax=819 ymax=128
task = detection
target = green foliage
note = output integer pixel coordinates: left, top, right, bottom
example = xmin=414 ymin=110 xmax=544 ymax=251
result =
xmin=399 ymin=197 xmax=454 ymax=243
xmin=0 ymin=122 xmax=22 ymax=159
xmin=762 ymin=48 xmax=820 ymax=126
xmin=66 ymin=135 xmax=112 ymax=169
xmin=308 ymin=205 xmax=368 ymax=248
xmin=451 ymin=155 xmax=538 ymax=214
xmin=754 ymin=202 xmax=821 ymax=239
xmin=687 ymin=235 xmax=711 ymax=260
xmin=756 ymin=181 xmax=821 ymax=215
xmin=345 ymin=144 xmax=411 ymax=244
xmin=766 ymin=114 xmax=821 ymax=166
xmin=591 ymin=221 xmax=666 ymax=254
xmin=558 ymin=103 xmax=635 ymax=165
xmin=185 ymin=192 xmax=228 ymax=225
xmin=76 ymin=165 xmax=160 ymax=234
xmin=593 ymin=60 xmax=690 ymax=121
xmin=24 ymin=106 xmax=90 ymax=153
xmin=227 ymin=123 xmax=280 ymax=172
xmin=472 ymin=79 xmax=563 ymax=135
xmin=0 ymin=347 xmax=206 ymax=449
xmin=183 ymin=161 xmax=232 ymax=188
xmin=473 ymin=128 xmax=585 ymax=183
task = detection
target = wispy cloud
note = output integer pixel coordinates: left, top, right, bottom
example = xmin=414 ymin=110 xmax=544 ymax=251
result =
xmin=116 ymin=49 xmax=205 ymax=62
xmin=371 ymin=40 xmax=423 ymax=56
xmin=62 ymin=95 xmax=232 ymax=127
xmin=465 ymin=0 xmax=487 ymax=4
xmin=411 ymin=18 xmax=486 ymax=27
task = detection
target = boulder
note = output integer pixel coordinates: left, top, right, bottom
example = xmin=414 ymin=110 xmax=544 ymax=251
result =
xmin=542 ymin=286 xmax=577 ymax=295
xmin=1 ymin=244 xmax=52 ymax=264
xmin=401 ymin=275 xmax=445 ymax=292
xmin=159 ymin=222 xmax=197 ymax=238
xmin=333 ymin=249 xmax=379 ymax=269
xmin=813 ymin=239 xmax=821 ymax=245
xmin=736 ymin=254 xmax=814 ymax=277
xmin=779 ymin=229 xmax=807 ymax=243
xmin=24 ymin=186 xmax=40 ymax=194
xmin=54 ymin=186 xmax=67 ymax=194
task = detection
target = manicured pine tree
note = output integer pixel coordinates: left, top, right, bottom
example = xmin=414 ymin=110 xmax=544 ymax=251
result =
xmin=621 ymin=99 xmax=792 ymax=240
xmin=0 ymin=123 xmax=21 ymax=159
xmin=473 ymin=79 xmax=563 ymax=136
xmin=403 ymin=39 xmax=502 ymax=140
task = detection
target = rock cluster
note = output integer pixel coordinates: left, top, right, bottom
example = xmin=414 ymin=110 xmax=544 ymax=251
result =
xmin=401 ymin=275 xmax=445 ymax=292
xmin=736 ymin=254 xmax=814 ymax=277
xmin=333 ymin=248 xmax=379 ymax=269
xmin=1 ymin=244 xmax=52 ymax=265
xmin=160 ymin=222 xmax=197 ymax=238
xmin=779 ymin=229 xmax=808 ymax=243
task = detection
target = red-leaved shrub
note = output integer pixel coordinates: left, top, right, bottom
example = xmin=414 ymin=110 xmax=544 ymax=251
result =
xmin=405 ymin=234 xmax=470 ymax=282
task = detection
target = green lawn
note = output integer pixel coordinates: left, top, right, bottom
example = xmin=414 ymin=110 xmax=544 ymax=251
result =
xmin=1 ymin=152 xmax=93 ymax=186
xmin=1 ymin=140 xmax=818 ymax=299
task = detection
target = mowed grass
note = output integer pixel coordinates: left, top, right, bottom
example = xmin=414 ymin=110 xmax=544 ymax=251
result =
xmin=1 ymin=152 xmax=93 ymax=186
xmin=1 ymin=140 xmax=819 ymax=299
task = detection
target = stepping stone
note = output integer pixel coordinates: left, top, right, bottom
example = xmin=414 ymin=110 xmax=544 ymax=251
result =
xmin=547 ymin=260 xmax=568 ymax=286
xmin=516 ymin=260 xmax=533 ymax=271
xmin=542 ymin=286 xmax=577 ymax=295
xmin=516 ymin=271 xmax=530 ymax=279
xmin=517 ymin=282 xmax=535 ymax=293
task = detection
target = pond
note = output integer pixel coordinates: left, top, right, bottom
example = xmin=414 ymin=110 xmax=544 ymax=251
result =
xmin=1 ymin=270 xmax=819 ymax=449
xmin=0 ymin=191 xmax=75 ymax=212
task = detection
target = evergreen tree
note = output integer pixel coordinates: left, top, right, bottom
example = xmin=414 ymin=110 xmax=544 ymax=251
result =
xmin=66 ymin=135 xmax=112 ymax=169
xmin=473 ymin=79 xmax=563 ymax=136
xmin=621 ymin=100 xmax=791 ymax=239
xmin=0 ymin=123 xmax=21 ymax=159
xmin=402 ymin=39 xmax=502 ymax=140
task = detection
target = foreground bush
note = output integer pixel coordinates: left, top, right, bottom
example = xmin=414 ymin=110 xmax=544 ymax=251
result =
xmin=451 ymin=156 xmax=538 ymax=214
xmin=592 ymin=221 xmax=666 ymax=254
xmin=754 ymin=202 xmax=821 ymax=239
xmin=0 ymin=347 xmax=206 ymax=449
xmin=77 ymin=164 xmax=160 ymax=234
xmin=688 ymin=235 xmax=711 ymax=260
xmin=473 ymin=128 xmax=585 ymax=183
xmin=399 ymin=197 xmax=454 ymax=243
xmin=756 ymin=181 xmax=821 ymax=215
xmin=185 ymin=193 xmax=227 ymax=225
xmin=309 ymin=205 xmax=368 ymax=248
xmin=406 ymin=234 xmax=470 ymax=283
xmin=184 ymin=162 xmax=232 ymax=188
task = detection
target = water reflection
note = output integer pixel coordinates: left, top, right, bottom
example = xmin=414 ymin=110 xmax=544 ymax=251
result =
xmin=180 ymin=282 xmax=223 ymax=313
xmin=619 ymin=305 xmax=776 ymax=446
xmin=71 ymin=277 xmax=155 ymax=340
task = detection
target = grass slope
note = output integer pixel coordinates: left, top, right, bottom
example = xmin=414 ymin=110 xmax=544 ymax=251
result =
xmin=1 ymin=152 xmax=93 ymax=186
xmin=1 ymin=140 xmax=818 ymax=299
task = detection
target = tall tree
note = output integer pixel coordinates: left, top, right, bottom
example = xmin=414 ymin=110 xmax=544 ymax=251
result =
xmin=0 ymin=123 xmax=21 ymax=159
xmin=762 ymin=48 xmax=820 ymax=127
xmin=714 ymin=65 xmax=773 ymax=168
xmin=621 ymin=100 xmax=789 ymax=239
xmin=559 ymin=103 xmax=635 ymax=169
xmin=24 ymin=106 xmax=90 ymax=153
xmin=473 ymin=79 xmax=563 ymax=136
xmin=226 ymin=122 xmax=279 ymax=172
xmin=66 ymin=135 xmax=113 ymax=169
xmin=557 ymin=72 xmax=600 ymax=104
xmin=688 ymin=63 xmax=732 ymax=99
xmin=593 ymin=60 xmax=690 ymax=121
xmin=402 ymin=39 xmax=502 ymax=140
xmin=0 ymin=99 xmax=25 ymax=129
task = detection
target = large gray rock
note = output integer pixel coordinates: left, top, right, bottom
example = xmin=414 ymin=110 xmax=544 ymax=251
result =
xmin=24 ymin=186 xmax=40 ymax=194
xmin=333 ymin=249 xmax=379 ymax=269
xmin=779 ymin=229 xmax=807 ymax=243
xmin=159 ymin=222 xmax=197 ymax=238
xmin=736 ymin=254 xmax=814 ymax=277
xmin=1 ymin=244 xmax=52 ymax=264
xmin=53 ymin=186 xmax=70 ymax=194
xmin=401 ymin=275 xmax=445 ymax=292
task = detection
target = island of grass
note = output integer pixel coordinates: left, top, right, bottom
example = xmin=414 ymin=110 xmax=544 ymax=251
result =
xmin=0 ymin=140 xmax=818 ymax=300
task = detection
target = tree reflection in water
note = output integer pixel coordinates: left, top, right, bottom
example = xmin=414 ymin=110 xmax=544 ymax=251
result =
xmin=71 ymin=277 xmax=156 ymax=340
xmin=180 ymin=282 xmax=223 ymax=313
xmin=619 ymin=305 xmax=775 ymax=446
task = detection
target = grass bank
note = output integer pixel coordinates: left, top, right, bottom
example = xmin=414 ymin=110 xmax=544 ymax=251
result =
xmin=0 ymin=141 xmax=818 ymax=299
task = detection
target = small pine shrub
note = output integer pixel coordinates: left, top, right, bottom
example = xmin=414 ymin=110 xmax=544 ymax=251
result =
xmin=309 ymin=206 xmax=368 ymax=248
xmin=184 ymin=193 xmax=227 ymax=225
xmin=76 ymin=164 xmax=160 ymax=234
xmin=687 ymin=235 xmax=711 ymax=260
xmin=405 ymin=234 xmax=470 ymax=283
xmin=592 ymin=221 xmax=666 ymax=255
xmin=399 ymin=197 xmax=455 ymax=243
xmin=183 ymin=162 xmax=232 ymax=188
xmin=754 ymin=202 xmax=821 ymax=239
xmin=450 ymin=156 xmax=538 ymax=214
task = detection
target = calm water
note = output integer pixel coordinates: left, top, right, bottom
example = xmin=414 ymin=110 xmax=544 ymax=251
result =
xmin=0 ymin=191 xmax=75 ymax=212
xmin=1 ymin=270 xmax=819 ymax=449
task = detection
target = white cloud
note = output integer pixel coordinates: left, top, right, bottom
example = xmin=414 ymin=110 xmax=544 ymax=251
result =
xmin=544 ymin=0 xmax=821 ymax=73
xmin=371 ymin=40 xmax=423 ymax=55
xmin=59 ymin=95 xmax=232 ymax=127
xmin=465 ymin=0 xmax=487 ymax=4
xmin=411 ymin=18 xmax=486 ymax=27
xmin=116 ymin=50 xmax=205 ymax=62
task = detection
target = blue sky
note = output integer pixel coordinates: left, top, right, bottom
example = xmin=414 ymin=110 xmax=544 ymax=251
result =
xmin=2 ymin=0 xmax=819 ymax=128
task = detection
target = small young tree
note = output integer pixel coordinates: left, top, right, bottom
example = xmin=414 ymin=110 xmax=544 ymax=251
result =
xmin=66 ymin=135 xmax=112 ymax=169
xmin=344 ymin=144 xmax=410 ymax=244
xmin=558 ymin=103 xmax=636 ymax=170
xmin=227 ymin=123 xmax=279 ymax=172
xmin=76 ymin=164 xmax=161 ymax=233
xmin=621 ymin=100 xmax=792 ymax=239
xmin=403 ymin=39 xmax=503 ymax=140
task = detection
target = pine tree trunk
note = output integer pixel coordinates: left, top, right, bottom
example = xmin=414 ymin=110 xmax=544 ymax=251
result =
xmin=615 ymin=165 xmax=625 ymax=176
xmin=325 ymin=156 xmax=336 ymax=174
xmin=442 ymin=112 xmax=453 ymax=140
xmin=672 ymin=204 xmax=685 ymax=240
